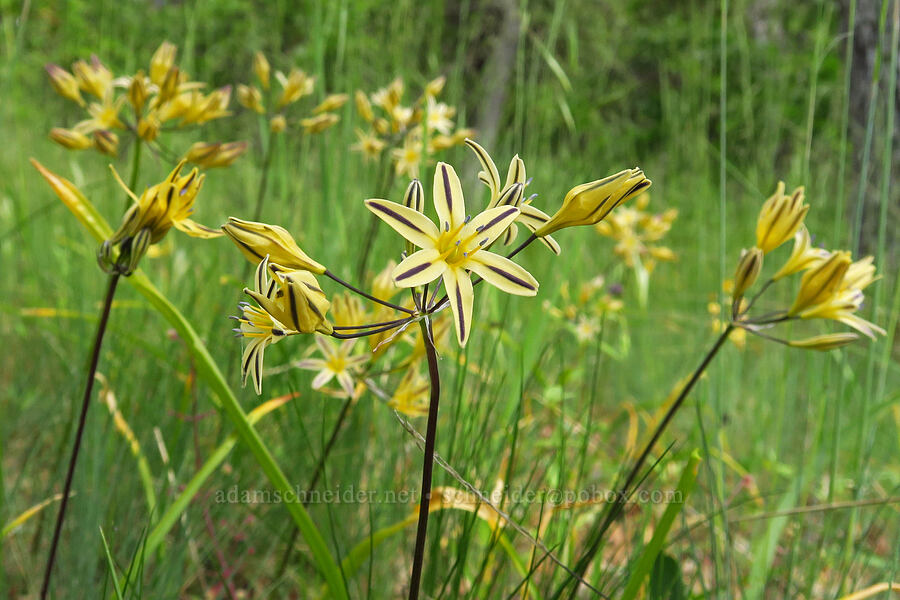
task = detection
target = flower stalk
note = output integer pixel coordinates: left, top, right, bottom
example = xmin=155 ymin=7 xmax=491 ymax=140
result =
xmin=41 ymin=273 xmax=120 ymax=599
xmin=407 ymin=316 xmax=441 ymax=600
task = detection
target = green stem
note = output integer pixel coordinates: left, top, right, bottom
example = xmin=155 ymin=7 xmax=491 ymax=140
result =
xmin=252 ymin=133 xmax=275 ymax=222
xmin=355 ymin=154 xmax=396 ymax=280
xmin=41 ymin=273 xmax=120 ymax=599
xmin=407 ymin=317 xmax=441 ymax=600
xmin=559 ymin=325 xmax=734 ymax=598
xmin=128 ymin=138 xmax=142 ymax=198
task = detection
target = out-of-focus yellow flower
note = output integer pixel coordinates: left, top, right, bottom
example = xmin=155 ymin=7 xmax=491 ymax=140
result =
xmin=313 ymin=93 xmax=349 ymax=114
xmin=331 ymin=292 xmax=366 ymax=328
xmin=180 ymin=86 xmax=233 ymax=125
xmin=538 ymin=169 xmax=651 ymax=236
xmin=732 ymin=247 xmax=763 ymax=305
xmin=756 ymin=182 xmax=808 ymax=254
xmin=388 ymin=369 xmax=430 ymax=417
xmin=92 ymin=130 xmax=119 ymax=156
xmin=45 ymin=63 xmax=84 ymax=106
xmin=372 ymin=259 xmax=400 ymax=301
xmin=185 ymin=140 xmax=248 ymax=168
xmin=351 ymin=129 xmax=386 ymax=161
xmin=276 ymin=68 xmax=315 ymax=108
xmin=788 ymin=333 xmax=860 ymax=351
xmin=425 ymin=96 xmax=455 ymax=135
xmin=392 ymin=133 xmax=423 ymax=178
xmin=269 ymin=114 xmax=287 ymax=133
xmin=772 ymin=226 xmax=829 ymax=280
xmin=76 ymin=89 xmax=126 ymax=133
xmin=300 ymin=113 xmax=339 ymax=134
xmin=72 ymin=55 xmax=112 ymax=99
xmin=253 ymin=51 xmax=271 ymax=90
xmin=424 ymin=75 xmax=446 ymax=98
xmin=237 ymin=84 xmax=265 ymax=114
xmin=150 ymin=41 xmax=177 ymax=86
xmin=295 ymin=335 xmax=367 ymax=397
xmin=49 ymin=128 xmax=92 ymax=150
xmin=136 ymin=111 xmax=161 ymax=142
xmin=222 ymin=217 xmax=327 ymax=274
xmin=366 ymin=162 xmax=537 ymax=345
xmin=355 ymin=90 xmax=374 ymax=122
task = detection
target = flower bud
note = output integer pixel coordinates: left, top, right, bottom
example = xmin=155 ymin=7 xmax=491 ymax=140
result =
xmin=237 ymin=84 xmax=265 ymax=114
xmin=732 ymin=247 xmax=763 ymax=310
xmin=300 ymin=113 xmax=339 ymax=134
xmin=355 ymin=90 xmax=374 ymax=122
xmin=269 ymin=114 xmax=287 ymax=133
xmin=788 ymin=251 xmax=851 ymax=316
xmin=45 ymin=64 xmax=84 ymax=106
xmin=313 ymin=93 xmax=349 ymax=114
xmin=128 ymin=71 xmax=150 ymax=112
xmin=537 ymin=168 xmax=651 ymax=236
xmin=253 ymin=51 xmax=270 ymax=90
xmin=185 ymin=141 xmax=248 ymax=168
xmin=137 ymin=111 xmax=161 ymax=142
xmin=425 ymin=75 xmax=446 ymax=98
xmin=72 ymin=55 xmax=112 ymax=99
xmin=772 ymin=226 xmax=828 ymax=280
xmin=92 ymin=130 xmax=119 ymax=156
xmin=277 ymin=68 xmax=314 ymax=107
xmin=222 ymin=217 xmax=327 ymax=274
xmin=787 ymin=333 xmax=859 ymax=351
xmin=756 ymin=182 xmax=809 ymax=254
xmin=50 ymin=128 xmax=92 ymax=150
xmin=150 ymin=41 xmax=177 ymax=86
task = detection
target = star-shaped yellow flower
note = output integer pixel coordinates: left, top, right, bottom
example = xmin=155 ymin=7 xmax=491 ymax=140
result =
xmin=365 ymin=162 xmax=539 ymax=345
xmin=295 ymin=336 xmax=369 ymax=398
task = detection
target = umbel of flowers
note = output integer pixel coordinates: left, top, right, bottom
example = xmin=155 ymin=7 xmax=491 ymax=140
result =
xmin=46 ymin=42 xmax=246 ymax=166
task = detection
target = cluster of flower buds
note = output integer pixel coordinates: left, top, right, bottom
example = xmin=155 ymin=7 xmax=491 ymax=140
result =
xmin=351 ymin=76 xmax=473 ymax=177
xmin=46 ymin=42 xmax=244 ymax=162
xmin=236 ymin=51 xmax=345 ymax=137
xmin=727 ymin=182 xmax=883 ymax=349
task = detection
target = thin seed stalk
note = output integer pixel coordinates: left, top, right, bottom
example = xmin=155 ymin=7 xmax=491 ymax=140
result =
xmin=41 ymin=273 xmax=120 ymax=599
xmin=407 ymin=317 xmax=441 ymax=600
xmin=561 ymin=324 xmax=734 ymax=598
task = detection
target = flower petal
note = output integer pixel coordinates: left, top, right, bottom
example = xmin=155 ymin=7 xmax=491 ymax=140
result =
xmin=517 ymin=204 xmax=561 ymax=254
xmin=461 ymin=203 xmax=521 ymax=247
xmin=337 ymin=371 xmax=356 ymax=397
xmin=467 ymin=251 xmax=539 ymax=296
xmin=365 ymin=199 xmax=439 ymax=249
xmin=311 ymin=369 xmax=335 ymax=389
xmin=294 ymin=358 xmax=327 ymax=370
xmin=433 ymin=162 xmax=466 ymax=231
xmin=241 ymin=337 xmax=269 ymax=395
xmin=504 ymin=154 xmax=526 ymax=189
xmin=443 ymin=267 xmax=474 ymax=346
xmin=392 ymin=248 xmax=447 ymax=287
xmin=465 ymin=138 xmax=501 ymax=201
xmin=173 ymin=217 xmax=225 ymax=239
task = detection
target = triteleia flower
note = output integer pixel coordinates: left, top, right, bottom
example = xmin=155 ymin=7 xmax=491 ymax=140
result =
xmin=269 ymin=115 xmax=287 ymax=133
xmin=295 ymin=335 xmax=368 ymax=397
xmin=788 ymin=333 xmax=860 ymax=351
xmin=331 ymin=292 xmax=367 ymax=328
xmin=50 ymin=128 xmax=92 ymax=150
xmin=732 ymin=247 xmax=763 ymax=307
xmin=351 ymin=129 xmax=386 ymax=161
xmin=277 ymin=68 xmax=314 ymax=107
xmin=355 ymin=90 xmax=374 ymax=122
xmin=92 ymin=130 xmax=119 ymax=156
xmin=128 ymin=71 xmax=150 ymax=112
xmin=425 ymin=96 xmax=455 ymax=135
xmin=300 ymin=113 xmax=339 ymax=134
xmin=388 ymin=369 xmax=430 ymax=417
xmin=788 ymin=251 xmax=851 ymax=316
xmin=537 ymin=169 xmax=651 ymax=236
xmin=424 ymin=75 xmax=446 ymax=98
xmin=234 ymin=257 xmax=301 ymax=395
xmin=465 ymin=138 xmax=560 ymax=254
xmin=756 ymin=182 xmax=808 ymax=254
xmin=244 ymin=260 xmax=333 ymax=337
xmin=313 ymin=93 xmax=349 ymax=114
xmin=365 ymin=162 xmax=538 ymax=345
xmin=45 ymin=64 xmax=84 ymax=106
xmin=391 ymin=134 xmax=422 ymax=178
xmin=237 ymin=84 xmax=265 ymax=114
xmin=772 ymin=226 xmax=829 ymax=280
xmin=222 ymin=217 xmax=327 ymax=273
xmin=253 ymin=51 xmax=271 ymax=90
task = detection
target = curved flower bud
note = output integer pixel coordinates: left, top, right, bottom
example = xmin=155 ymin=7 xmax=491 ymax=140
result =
xmin=150 ymin=41 xmax=177 ymax=86
xmin=425 ymin=75 xmax=446 ymax=98
xmin=128 ymin=71 xmax=149 ymax=112
xmin=300 ymin=113 xmax=339 ymax=134
xmin=277 ymin=68 xmax=314 ymax=107
xmin=92 ymin=130 xmax=119 ymax=156
xmin=355 ymin=90 xmax=374 ymax=122
xmin=253 ymin=51 xmax=271 ymax=90
xmin=772 ymin=226 xmax=828 ymax=280
xmin=222 ymin=217 xmax=327 ymax=274
xmin=756 ymin=182 xmax=809 ymax=254
xmin=45 ymin=63 xmax=84 ymax=106
xmin=72 ymin=55 xmax=112 ymax=99
xmin=269 ymin=114 xmax=287 ymax=133
xmin=185 ymin=141 xmax=248 ymax=168
xmin=237 ymin=84 xmax=265 ymax=114
xmin=537 ymin=168 xmax=651 ymax=236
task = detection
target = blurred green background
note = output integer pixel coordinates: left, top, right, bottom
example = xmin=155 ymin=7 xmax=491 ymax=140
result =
xmin=1 ymin=0 xmax=898 ymax=598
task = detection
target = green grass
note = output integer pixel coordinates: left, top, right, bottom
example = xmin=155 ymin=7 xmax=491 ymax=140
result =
xmin=1 ymin=0 xmax=898 ymax=598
